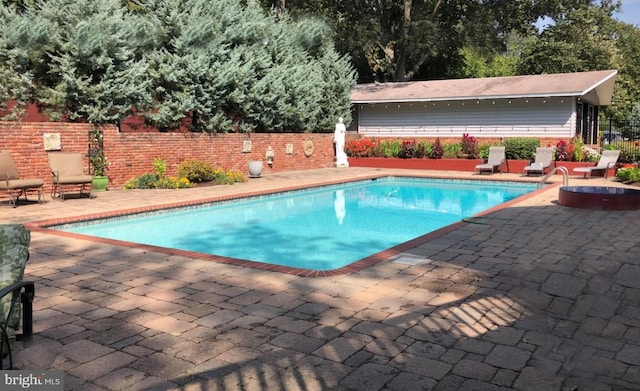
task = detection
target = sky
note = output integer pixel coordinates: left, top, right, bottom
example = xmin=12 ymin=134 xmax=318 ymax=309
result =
xmin=615 ymin=0 xmax=640 ymax=26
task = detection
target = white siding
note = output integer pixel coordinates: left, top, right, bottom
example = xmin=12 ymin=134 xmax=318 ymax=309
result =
xmin=356 ymin=97 xmax=575 ymax=138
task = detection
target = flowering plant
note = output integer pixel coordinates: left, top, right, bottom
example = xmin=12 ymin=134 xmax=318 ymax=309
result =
xmin=345 ymin=138 xmax=376 ymax=157
xmin=460 ymin=133 xmax=478 ymax=158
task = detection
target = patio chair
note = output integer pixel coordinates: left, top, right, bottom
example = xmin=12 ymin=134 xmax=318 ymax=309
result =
xmin=523 ymin=147 xmax=554 ymax=176
xmin=475 ymin=146 xmax=507 ymax=174
xmin=572 ymin=150 xmax=620 ymax=179
xmin=48 ymin=152 xmax=94 ymax=200
xmin=0 ymin=224 xmax=35 ymax=369
xmin=0 ymin=151 xmax=44 ymax=208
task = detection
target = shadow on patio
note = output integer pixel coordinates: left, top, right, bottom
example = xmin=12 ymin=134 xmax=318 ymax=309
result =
xmin=9 ymin=201 xmax=640 ymax=391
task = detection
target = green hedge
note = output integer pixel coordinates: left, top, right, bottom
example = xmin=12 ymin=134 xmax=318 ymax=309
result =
xmin=503 ymin=138 xmax=540 ymax=160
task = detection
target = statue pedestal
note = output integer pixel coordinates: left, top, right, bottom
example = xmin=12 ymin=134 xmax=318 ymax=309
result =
xmin=335 ymin=156 xmax=349 ymax=167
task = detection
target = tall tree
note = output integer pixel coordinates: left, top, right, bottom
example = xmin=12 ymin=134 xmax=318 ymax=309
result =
xmin=0 ymin=0 xmax=150 ymax=123
xmin=517 ymin=0 xmax=640 ymax=120
xmin=518 ymin=0 xmax=620 ymax=74
xmin=264 ymin=0 xmax=588 ymax=82
xmin=140 ymin=0 xmax=355 ymax=132
xmin=0 ymin=0 xmax=355 ymax=131
xmin=0 ymin=5 xmax=32 ymax=119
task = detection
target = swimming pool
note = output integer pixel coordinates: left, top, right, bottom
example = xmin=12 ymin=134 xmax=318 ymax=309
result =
xmin=52 ymin=177 xmax=537 ymax=271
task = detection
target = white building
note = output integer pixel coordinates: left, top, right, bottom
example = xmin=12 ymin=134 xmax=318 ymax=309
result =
xmin=350 ymin=70 xmax=618 ymax=144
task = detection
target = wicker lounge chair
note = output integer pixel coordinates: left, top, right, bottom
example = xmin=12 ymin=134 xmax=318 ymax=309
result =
xmin=572 ymin=150 xmax=620 ymax=179
xmin=0 ymin=151 xmax=44 ymax=207
xmin=0 ymin=224 xmax=35 ymax=369
xmin=475 ymin=146 xmax=507 ymax=174
xmin=523 ymin=147 xmax=554 ymax=176
xmin=48 ymin=152 xmax=94 ymax=200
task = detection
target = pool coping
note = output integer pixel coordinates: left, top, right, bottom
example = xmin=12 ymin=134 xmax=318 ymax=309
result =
xmin=25 ymin=173 xmax=558 ymax=277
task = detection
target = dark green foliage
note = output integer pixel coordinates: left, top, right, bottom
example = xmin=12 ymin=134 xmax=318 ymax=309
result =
xmin=0 ymin=0 xmax=356 ymax=132
xmin=124 ymin=173 xmax=158 ymax=189
xmin=7 ymin=0 xmax=149 ymax=123
xmin=178 ymin=159 xmax=216 ymax=183
xmin=504 ymin=138 xmax=540 ymax=160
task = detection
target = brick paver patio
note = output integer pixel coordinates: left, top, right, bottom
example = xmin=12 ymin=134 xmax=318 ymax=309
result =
xmin=2 ymin=168 xmax=639 ymax=390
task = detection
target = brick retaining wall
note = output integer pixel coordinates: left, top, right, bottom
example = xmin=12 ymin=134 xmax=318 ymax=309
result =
xmin=1 ymin=122 xmax=335 ymax=190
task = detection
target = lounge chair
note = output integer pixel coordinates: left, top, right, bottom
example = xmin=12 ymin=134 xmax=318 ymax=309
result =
xmin=523 ymin=147 xmax=554 ymax=176
xmin=0 ymin=151 xmax=44 ymax=208
xmin=475 ymin=146 xmax=507 ymax=174
xmin=572 ymin=150 xmax=620 ymax=179
xmin=48 ymin=152 xmax=94 ymax=200
xmin=0 ymin=224 xmax=35 ymax=369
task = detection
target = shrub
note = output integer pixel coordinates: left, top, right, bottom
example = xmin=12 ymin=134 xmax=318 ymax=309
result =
xmin=123 ymin=158 xmax=244 ymax=189
xmin=153 ymin=158 xmax=166 ymax=178
xmin=374 ymin=140 xmax=402 ymax=157
xmin=210 ymin=168 xmax=247 ymax=185
xmin=429 ymin=138 xmax=444 ymax=159
xmin=478 ymin=144 xmax=492 ymax=159
xmin=123 ymin=173 xmax=158 ymax=189
xmin=398 ymin=140 xmax=416 ymax=159
xmin=442 ymin=143 xmax=461 ymax=158
xmin=415 ymin=141 xmax=430 ymax=158
xmin=345 ymin=138 xmax=376 ymax=157
xmin=616 ymin=167 xmax=640 ymax=182
xmin=460 ymin=133 xmax=478 ymax=158
xmin=504 ymin=138 xmax=540 ymax=160
xmin=155 ymin=176 xmax=194 ymax=189
xmin=178 ymin=159 xmax=216 ymax=183
xmin=572 ymin=138 xmax=585 ymax=162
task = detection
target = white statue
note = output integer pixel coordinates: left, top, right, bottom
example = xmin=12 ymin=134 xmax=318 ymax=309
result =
xmin=334 ymin=117 xmax=349 ymax=167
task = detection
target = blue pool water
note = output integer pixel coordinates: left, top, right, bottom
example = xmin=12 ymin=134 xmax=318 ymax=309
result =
xmin=54 ymin=178 xmax=536 ymax=270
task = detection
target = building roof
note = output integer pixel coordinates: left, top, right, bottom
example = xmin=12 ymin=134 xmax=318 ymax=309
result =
xmin=350 ymin=69 xmax=618 ymax=106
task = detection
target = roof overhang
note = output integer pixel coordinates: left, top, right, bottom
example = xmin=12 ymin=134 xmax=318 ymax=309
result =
xmin=351 ymin=70 xmax=618 ymax=106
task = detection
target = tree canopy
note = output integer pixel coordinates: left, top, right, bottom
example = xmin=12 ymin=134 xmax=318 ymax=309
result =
xmin=0 ymin=0 xmax=356 ymax=132
xmin=1 ymin=0 xmax=638 ymax=124
xmin=517 ymin=0 xmax=640 ymax=120
xmin=262 ymin=0 xmax=640 ymax=121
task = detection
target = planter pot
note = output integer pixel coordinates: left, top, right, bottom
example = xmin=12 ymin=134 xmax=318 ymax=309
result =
xmin=92 ymin=176 xmax=109 ymax=191
xmin=248 ymin=160 xmax=264 ymax=178
xmin=349 ymin=157 xmax=482 ymax=171
xmin=349 ymin=157 xmax=533 ymax=172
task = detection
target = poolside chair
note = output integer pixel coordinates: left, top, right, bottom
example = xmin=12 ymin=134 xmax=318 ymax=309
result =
xmin=475 ymin=146 xmax=507 ymax=175
xmin=0 ymin=224 xmax=35 ymax=369
xmin=0 ymin=151 xmax=44 ymax=208
xmin=572 ymin=150 xmax=620 ymax=179
xmin=48 ymin=152 xmax=94 ymax=200
xmin=523 ymin=147 xmax=554 ymax=176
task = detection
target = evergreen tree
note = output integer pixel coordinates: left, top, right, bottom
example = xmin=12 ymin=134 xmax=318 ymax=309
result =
xmin=0 ymin=0 xmax=356 ymax=131
xmin=0 ymin=5 xmax=33 ymax=119
xmin=140 ymin=0 xmax=355 ymax=132
xmin=0 ymin=0 xmax=150 ymax=123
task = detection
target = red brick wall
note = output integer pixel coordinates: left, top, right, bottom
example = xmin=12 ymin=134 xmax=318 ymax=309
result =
xmin=1 ymin=122 xmax=335 ymax=190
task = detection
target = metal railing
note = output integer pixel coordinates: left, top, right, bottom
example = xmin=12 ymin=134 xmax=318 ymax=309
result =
xmin=600 ymin=119 xmax=640 ymax=163
xmin=538 ymin=166 xmax=569 ymax=188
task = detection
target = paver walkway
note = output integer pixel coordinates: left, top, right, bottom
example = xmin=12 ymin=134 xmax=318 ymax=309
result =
xmin=2 ymin=168 xmax=639 ymax=390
